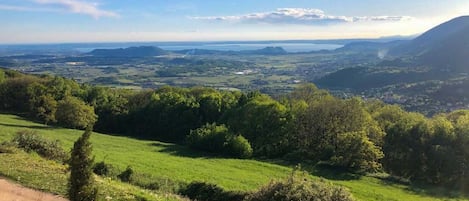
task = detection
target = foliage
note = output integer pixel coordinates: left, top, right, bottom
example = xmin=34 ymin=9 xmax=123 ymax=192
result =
xmin=291 ymin=86 xmax=384 ymax=171
xmin=56 ymin=96 xmax=97 ymax=129
xmin=244 ymin=170 xmax=355 ymax=201
xmin=118 ymin=166 xmax=134 ymax=183
xmin=93 ymin=161 xmax=117 ymax=177
xmin=0 ymin=75 xmax=41 ymax=111
xmin=224 ymin=93 xmax=290 ymax=157
xmin=187 ymin=123 xmax=253 ymax=158
xmin=179 ymin=181 xmax=246 ymax=201
xmin=12 ymin=130 xmax=68 ymax=162
xmin=225 ymin=135 xmax=253 ymax=159
xmin=69 ymin=128 xmax=98 ymax=201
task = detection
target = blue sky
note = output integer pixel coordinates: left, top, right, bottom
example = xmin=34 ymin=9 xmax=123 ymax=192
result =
xmin=1 ymin=0 xmax=468 ymax=43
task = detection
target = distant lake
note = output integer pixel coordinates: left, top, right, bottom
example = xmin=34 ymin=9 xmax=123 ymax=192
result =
xmin=74 ymin=42 xmax=343 ymax=53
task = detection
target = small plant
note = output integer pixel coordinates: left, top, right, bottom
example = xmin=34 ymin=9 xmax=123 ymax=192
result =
xmin=12 ymin=130 xmax=68 ymax=162
xmin=93 ymin=161 xmax=116 ymax=177
xmin=118 ymin=166 xmax=134 ymax=182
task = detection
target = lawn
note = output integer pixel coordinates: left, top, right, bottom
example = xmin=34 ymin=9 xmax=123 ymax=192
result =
xmin=0 ymin=113 xmax=468 ymax=201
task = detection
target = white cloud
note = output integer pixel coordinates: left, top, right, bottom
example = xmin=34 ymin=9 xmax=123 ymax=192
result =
xmin=34 ymin=0 xmax=118 ymax=19
xmin=191 ymin=8 xmax=413 ymax=25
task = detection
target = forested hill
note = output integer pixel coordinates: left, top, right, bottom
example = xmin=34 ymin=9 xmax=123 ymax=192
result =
xmin=1 ymin=68 xmax=469 ymax=194
xmin=390 ymin=16 xmax=469 ymax=72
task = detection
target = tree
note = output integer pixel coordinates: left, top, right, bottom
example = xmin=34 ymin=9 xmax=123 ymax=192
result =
xmin=225 ymin=94 xmax=289 ymax=157
xmin=0 ymin=76 xmax=40 ymax=111
xmin=293 ymin=96 xmax=384 ymax=171
xmin=27 ymin=83 xmax=58 ymax=124
xmin=56 ymin=96 xmax=97 ymax=129
xmin=69 ymin=128 xmax=98 ymax=201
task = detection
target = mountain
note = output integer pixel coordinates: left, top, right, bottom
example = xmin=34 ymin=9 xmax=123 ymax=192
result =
xmin=390 ymin=16 xmax=469 ymax=72
xmin=89 ymin=46 xmax=169 ymax=57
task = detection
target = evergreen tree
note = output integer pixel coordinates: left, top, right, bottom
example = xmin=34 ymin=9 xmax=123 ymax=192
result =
xmin=68 ymin=127 xmax=98 ymax=201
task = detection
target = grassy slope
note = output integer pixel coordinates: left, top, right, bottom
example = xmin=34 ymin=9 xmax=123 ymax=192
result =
xmin=0 ymin=152 xmax=183 ymax=201
xmin=0 ymin=113 xmax=467 ymax=201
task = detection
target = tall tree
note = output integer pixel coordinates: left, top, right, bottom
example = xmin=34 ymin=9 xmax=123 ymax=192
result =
xmin=56 ymin=96 xmax=97 ymax=129
xmin=69 ymin=128 xmax=97 ymax=201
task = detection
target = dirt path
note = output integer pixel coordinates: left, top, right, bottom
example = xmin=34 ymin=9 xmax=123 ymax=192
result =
xmin=0 ymin=178 xmax=68 ymax=201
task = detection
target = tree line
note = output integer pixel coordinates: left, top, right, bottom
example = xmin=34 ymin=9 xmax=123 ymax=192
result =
xmin=0 ymin=68 xmax=468 ymax=190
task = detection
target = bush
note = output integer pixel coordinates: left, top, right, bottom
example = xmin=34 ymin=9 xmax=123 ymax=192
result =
xmin=186 ymin=123 xmax=253 ymax=158
xmin=118 ymin=166 xmax=134 ymax=182
xmin=244 ymin=171 xmax=354 ymax=201
xmin=179 ymin=181 xmax=245 ymax=201
xmin=12 ymin=130 xmax=68 ymax=162
xmin=225 ymin=135 xmax=253 ymax=159
xmin=93 ymin=161 xmax=117 ymax=177
xmin=186 ymin=123 xmax=227 ymax=152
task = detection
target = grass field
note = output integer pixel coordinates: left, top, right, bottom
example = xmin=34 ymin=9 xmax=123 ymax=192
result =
xmin=0 ymin=113 xmax=468 ymax=201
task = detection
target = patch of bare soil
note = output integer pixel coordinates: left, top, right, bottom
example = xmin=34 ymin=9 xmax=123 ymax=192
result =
xmin=0 ymin=178 xmax=68 ymax=201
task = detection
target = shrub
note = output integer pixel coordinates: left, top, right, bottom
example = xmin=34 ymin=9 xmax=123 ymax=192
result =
xmin=179 ymin=181 xmax=245 ymax=201
xmin=93 ymin=161 xmax=117 ymax=177
xmin=225 ymin=135 xmax=253 ymax=159
xmin=186 ymin=123 xmax=227 ymax=153
xmin=244 ymin=171 xmax=354 ymax=201
xmin=186 ymin=123 xmax=253 ymax=158
xmin=118 ymin=166 xmax=134 ymax=182
xmin=12 ymin=130 xmax=68 ymax=162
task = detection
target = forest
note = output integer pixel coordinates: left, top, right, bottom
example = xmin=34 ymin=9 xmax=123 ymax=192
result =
xmin=1 ymin=67 xmax=468 ymax=193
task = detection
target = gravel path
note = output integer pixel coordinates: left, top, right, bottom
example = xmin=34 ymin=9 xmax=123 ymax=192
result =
xmin=0 ymin=178 xmax=68 ymax=201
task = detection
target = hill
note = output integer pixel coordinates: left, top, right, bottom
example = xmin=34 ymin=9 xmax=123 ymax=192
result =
xmin=390 ymin=16 xmax=469 ymax=72
xmin=336 ymin=40 xmax=406 ymax=55
xmin=316 ymin=16 xmax=469 ymax=114
xmin=0 ymin=113 xmax=467 ymax=201
xmin=89 ymin=46 xmax=169 ymax=57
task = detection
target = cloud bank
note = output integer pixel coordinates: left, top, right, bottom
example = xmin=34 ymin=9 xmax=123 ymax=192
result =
xmin=191 ymin=8 xmax=413 ymax=25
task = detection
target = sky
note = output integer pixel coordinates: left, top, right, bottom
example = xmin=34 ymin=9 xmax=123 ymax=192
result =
xmin=0 ymin=0 xmax=468 ymax=44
